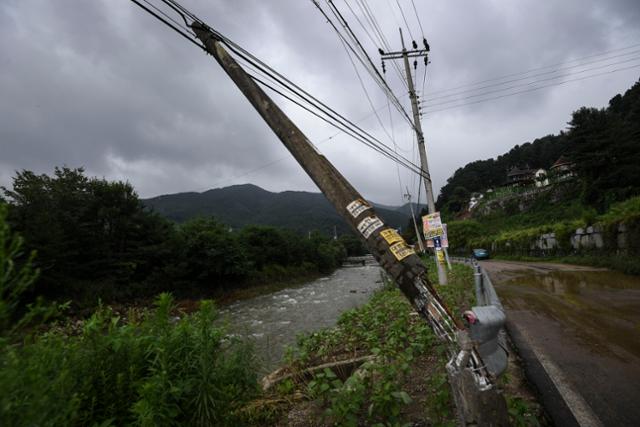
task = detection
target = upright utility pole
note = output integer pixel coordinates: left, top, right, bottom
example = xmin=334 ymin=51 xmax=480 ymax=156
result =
xmin=405 ymin=187 xmax=425 ymax=253
xmin=381 ymin=29 xmax=447 ymax=284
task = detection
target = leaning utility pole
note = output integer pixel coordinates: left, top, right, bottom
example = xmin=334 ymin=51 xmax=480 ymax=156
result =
xmin=380 ymin=29 xmax=447 ymax=285
xmin=190 ymin=22 xmax=448 ymax=317
xmin=187 ymin=22 xmax=507 ymax=425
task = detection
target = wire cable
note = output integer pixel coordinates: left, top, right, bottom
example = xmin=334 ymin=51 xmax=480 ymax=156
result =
xmin=422 ymin=62 xmax=640 ymax=115
xmin=426 ymin=41 xmax=640 ymax=96
xmin=423 ymin=48 xmax=640 ymax=103
xmin=422 ymin=55 xmax=640 ymax=109
xmin=394 ymin=0 xmax=415 ymax=41
xmin=133 ymin=0 xmax=425 ymax=178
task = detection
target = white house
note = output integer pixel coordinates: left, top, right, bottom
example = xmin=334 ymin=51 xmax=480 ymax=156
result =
xmin=534 ymin=169 xmax=549 ymax=187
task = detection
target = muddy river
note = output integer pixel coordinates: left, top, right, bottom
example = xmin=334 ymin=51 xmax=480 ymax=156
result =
xmin=219 ymin=260 xmax=383 ymax=373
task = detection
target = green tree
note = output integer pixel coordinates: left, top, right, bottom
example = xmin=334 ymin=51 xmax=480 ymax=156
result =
xmin=176 ymin=217 xmax=251 ymax=289
xmin=2 ymin=167 xmax=175 ymax=299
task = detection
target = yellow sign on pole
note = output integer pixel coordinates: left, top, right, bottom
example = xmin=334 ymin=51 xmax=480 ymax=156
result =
xmin=380 ymin=228 xmax=404 ymax=245
xmin=389 ymin=242 xmax=415 ymax=261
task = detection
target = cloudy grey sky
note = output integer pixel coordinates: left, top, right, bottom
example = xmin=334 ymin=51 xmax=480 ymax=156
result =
xmin=1 ymin=0 xmax=639 ymax=205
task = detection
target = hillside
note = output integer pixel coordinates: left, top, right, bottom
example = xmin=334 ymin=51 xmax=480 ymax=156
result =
xmin=437 ymin=77 xmax=640 ymax=215
xmin=143 ymin=184 xmax=412 ymax=234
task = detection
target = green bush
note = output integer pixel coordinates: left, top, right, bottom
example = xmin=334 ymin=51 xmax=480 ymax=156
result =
xmin=0 ymin=294 xmax=259 ymax=426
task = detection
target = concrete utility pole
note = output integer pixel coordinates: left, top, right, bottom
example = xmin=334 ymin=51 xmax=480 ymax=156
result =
xmin=189 ymin=23 xmax=508 ymax=425
xmin=404 ymin=187 xmax=425 ymax=253
xmin=381 ymin=28 xmax=447 ymax=285
xmin=190 ymin=22 xmax=448 ymax=314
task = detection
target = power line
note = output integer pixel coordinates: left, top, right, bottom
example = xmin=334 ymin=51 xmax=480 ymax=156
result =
xmin=421 ymin=55 xmax=640 ymax=109
xmin=426 ymin=42 xmax=640 ymax=96
xmin=316 ymin=0 xmax=416 ymax=129
xmin=409 ymin=0 xmax=425 ymax=37
xmin=394 ymin=0 xmax=415 ymax=41
xmin=422 ymin=62 xmax=640 ymax=115
xmin=132 ymin=0 xmax=426 ymax=178
xmin=352 ymin=0 xmax=408 ymax=89
xmin=423 ymin=48 xmax=640 ymax=103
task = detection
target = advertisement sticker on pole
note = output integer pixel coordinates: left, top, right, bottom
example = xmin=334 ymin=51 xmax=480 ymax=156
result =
xmin=422 ymin=212 xmax=444 ymax=239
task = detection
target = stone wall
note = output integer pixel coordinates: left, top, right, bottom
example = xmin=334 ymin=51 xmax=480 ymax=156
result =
xmin=515 ymin=223 xmax=628 ymax=254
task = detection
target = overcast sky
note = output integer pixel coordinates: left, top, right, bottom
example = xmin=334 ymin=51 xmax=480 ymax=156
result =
xmin=1 ymin=0 xmax=639 ymax=205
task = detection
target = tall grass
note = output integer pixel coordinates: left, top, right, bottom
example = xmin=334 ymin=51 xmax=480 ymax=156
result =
xmin=0 ymin=294 xmax=259 ymax=426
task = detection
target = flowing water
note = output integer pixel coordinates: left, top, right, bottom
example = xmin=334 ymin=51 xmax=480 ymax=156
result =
xmin=219 ymin=259 xmax=383 ymax=373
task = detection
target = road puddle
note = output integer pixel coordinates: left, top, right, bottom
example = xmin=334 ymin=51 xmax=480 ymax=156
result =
xmin=496 ymin=269 xmax=640 ymax=359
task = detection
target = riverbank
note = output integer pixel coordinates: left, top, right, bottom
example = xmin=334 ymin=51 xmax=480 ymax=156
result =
xmin=241 ymin=262 xmax=546 ymax=426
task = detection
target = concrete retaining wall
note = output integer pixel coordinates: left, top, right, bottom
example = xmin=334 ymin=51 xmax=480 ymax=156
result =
xmin=495 ymin=223 xmax=628 ymax=254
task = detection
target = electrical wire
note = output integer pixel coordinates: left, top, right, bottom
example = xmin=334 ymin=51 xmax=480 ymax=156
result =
xmin=422 ymin=62 xmax=640 ymax=115
xmin=136 ymin=1 xmax=425 ymax=177
xmin=409 ymin=0 xmax=425 ymax=38
xmin=317 ymin=0 xmax=416 ymax=129
xmin=426 ymin=41 xmax=640 ymax=96
xmin=394 ymin=0 xmax=415 ymax=41
xmin=422 ymin=48 xmax=640 ymax=103
xmin=422 ymin=54 xmax=640 ymax=109
xmin=352 ymin=0 xmax=408 ymax=89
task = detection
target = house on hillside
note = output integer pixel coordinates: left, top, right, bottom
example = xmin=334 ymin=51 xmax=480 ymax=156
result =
xmin=550 ymin=156 xmax=576 ymax=180
xmin=534 ymin=169 xmax=549 ymax=187
xmin=507 ymin=166 xmax=535 ymax=186
xmin=468 ymin=193 xmax=484 ymax=210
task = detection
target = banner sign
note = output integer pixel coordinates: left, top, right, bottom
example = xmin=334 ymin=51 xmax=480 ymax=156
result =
xmin=422 ymin=212 xmax=444 ymax=239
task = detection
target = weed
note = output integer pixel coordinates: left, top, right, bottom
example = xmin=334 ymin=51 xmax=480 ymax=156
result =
xmin=507 ymin=396 xmax=541 ymax=427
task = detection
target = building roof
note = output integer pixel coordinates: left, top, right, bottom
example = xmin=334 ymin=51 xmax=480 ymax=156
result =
xmin=507 ymin=166 xmax=534 ymax=177
xmin=551 ymin=156 xmax=574 ymax=169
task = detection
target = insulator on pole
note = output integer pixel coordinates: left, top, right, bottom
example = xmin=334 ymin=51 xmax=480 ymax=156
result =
xmin=423 ymin=38 xmax=430 ymax=51
xmin=378 ymin=48 xmax=385 ymax=55
xmin=412 ymin=40 xmax=418 ymax=49
xmin=413 ymin=60 xmax=418 ymax=69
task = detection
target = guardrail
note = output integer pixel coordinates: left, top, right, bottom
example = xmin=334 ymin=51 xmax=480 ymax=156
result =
xmin=443 ymin=257 xmax=510 ymax=425
xmin=450 ymin=257 xmax=508 ymax=377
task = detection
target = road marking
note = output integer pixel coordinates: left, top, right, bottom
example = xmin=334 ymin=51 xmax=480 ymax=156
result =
xmin=518 ymin=327 xmax=603 ymax=427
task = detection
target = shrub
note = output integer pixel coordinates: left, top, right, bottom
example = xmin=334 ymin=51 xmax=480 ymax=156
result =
xmin=0 ymin=294 xmax=258 ymax=426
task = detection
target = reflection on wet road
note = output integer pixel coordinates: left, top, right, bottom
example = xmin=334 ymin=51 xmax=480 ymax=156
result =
xmin=498 ymin=269 xmax=640 ymax=358
xmin=483 ymin=260 xmax=640 ymax=427
xmin=219 ymin=264 xmax=383 ymax=373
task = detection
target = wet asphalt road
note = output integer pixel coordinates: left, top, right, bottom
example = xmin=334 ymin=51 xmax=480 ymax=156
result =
xmin=482 ymin=260 xmax=640 ymax=427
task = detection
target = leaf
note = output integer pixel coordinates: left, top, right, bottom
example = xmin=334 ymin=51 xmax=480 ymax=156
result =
xmin=391 ymin=391 xmax=412 ymax=405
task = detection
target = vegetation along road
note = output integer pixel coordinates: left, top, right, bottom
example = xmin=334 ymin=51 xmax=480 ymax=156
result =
xmin=483 ymin=260 xmax=640 ymax=427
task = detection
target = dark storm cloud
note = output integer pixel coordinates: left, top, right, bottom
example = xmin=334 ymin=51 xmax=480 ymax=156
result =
xmin=1 ymin=0 xmax=639 ymax=203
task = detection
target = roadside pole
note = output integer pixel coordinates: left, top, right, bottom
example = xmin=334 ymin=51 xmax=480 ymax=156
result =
xmin=189 ymin=22 xmax=453 ymax=324
xmin=405 ymin=187 xmax=425 ymax=253
xmin=380 ymin=29 xmax=447 ymax=284
xmin=189 ymin=22 xmax=507 ymax=425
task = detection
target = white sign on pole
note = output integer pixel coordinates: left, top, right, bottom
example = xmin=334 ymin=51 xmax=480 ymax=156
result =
xmin=422 ymin=212 xmax=444 ymax=239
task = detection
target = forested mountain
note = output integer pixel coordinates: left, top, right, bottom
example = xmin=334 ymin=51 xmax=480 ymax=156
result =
xmin=437 ymin=77 xmax=640 ymax=214
xmin=143 ymin=184 xmax=411 ymax=234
